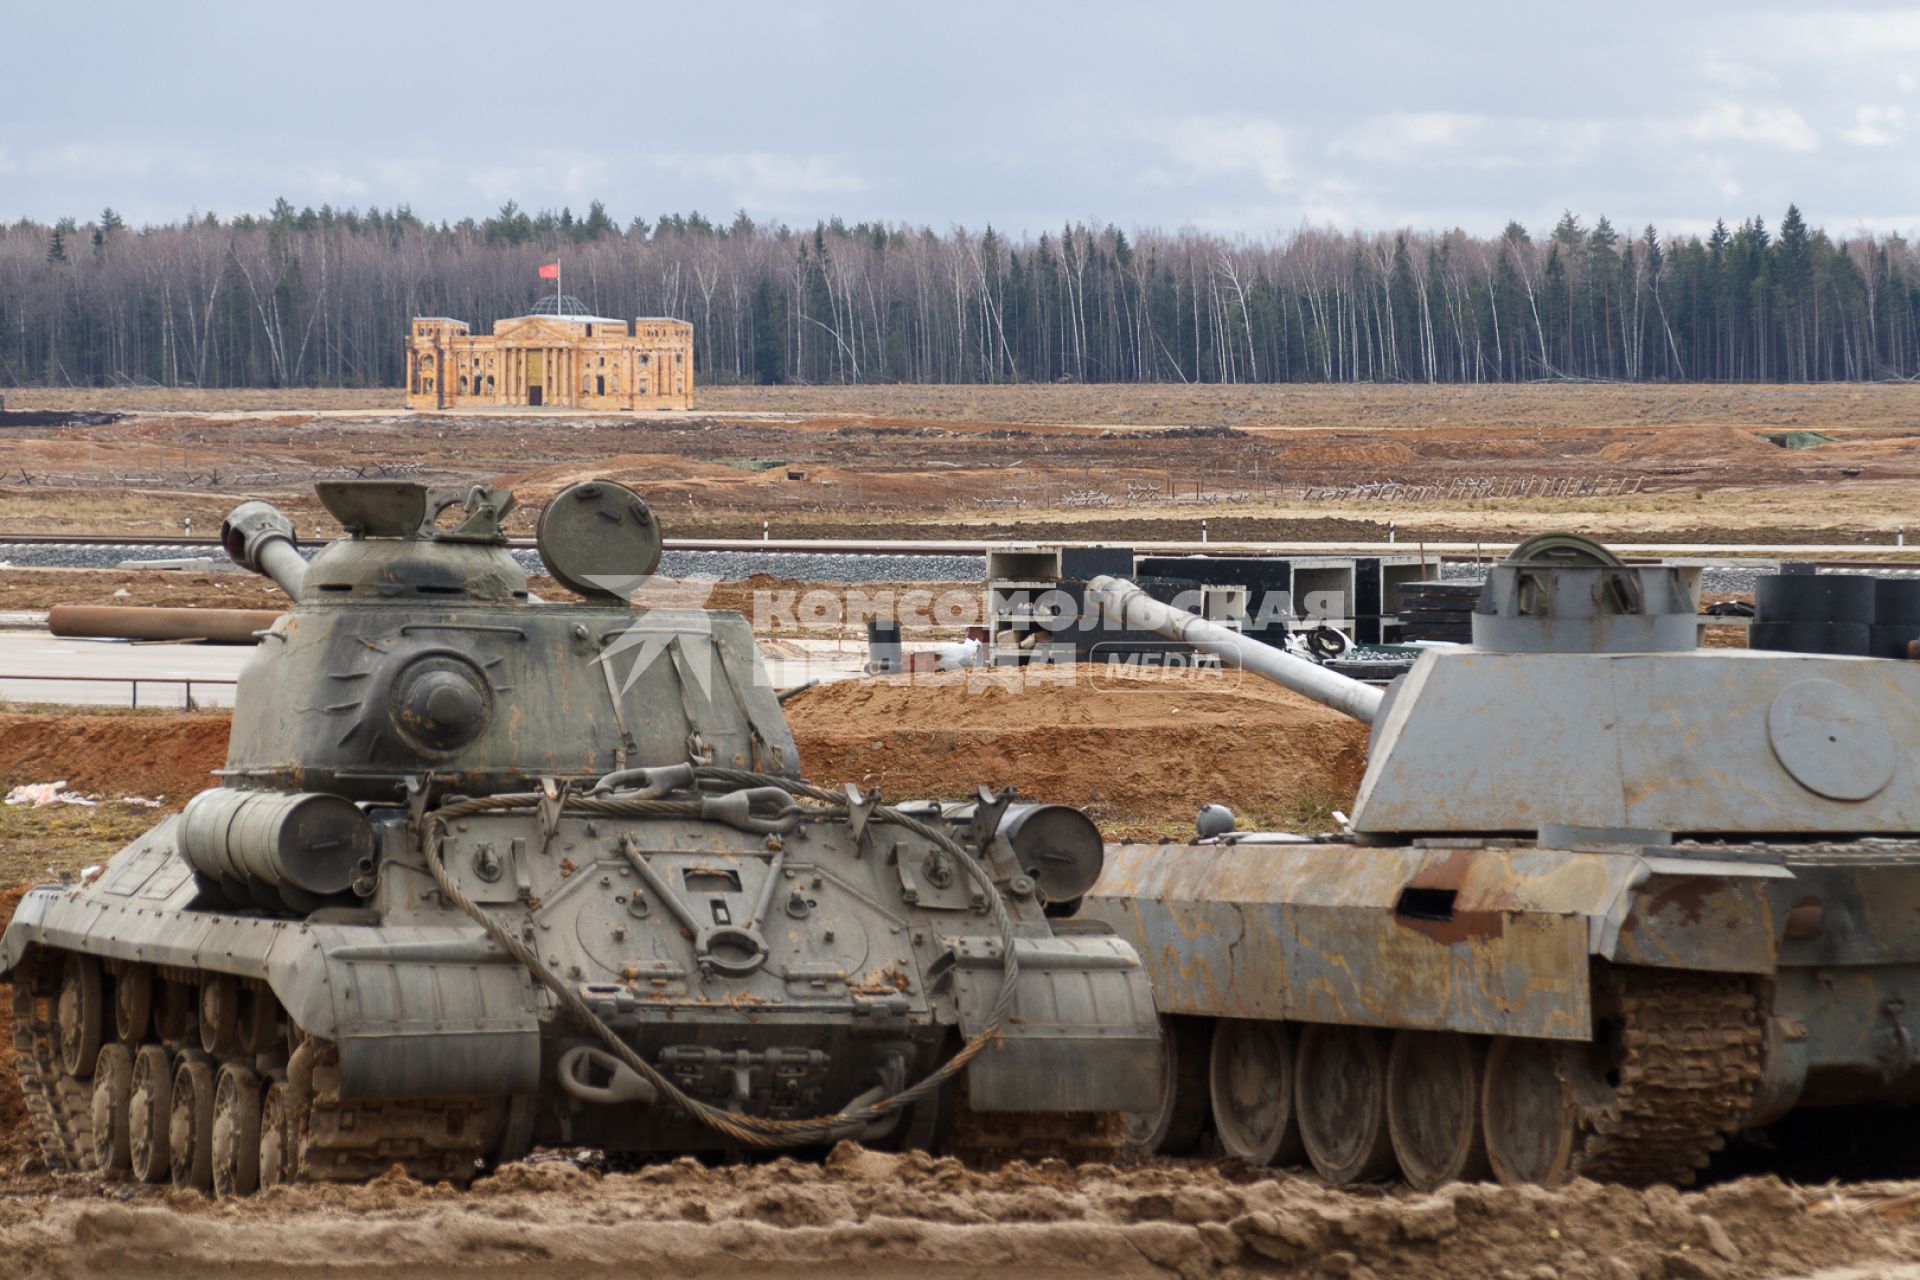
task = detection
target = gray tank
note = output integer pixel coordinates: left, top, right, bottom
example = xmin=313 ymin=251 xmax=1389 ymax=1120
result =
xmin=1083 ymin=534 xmax=1920 ymax=1188
xmin=1 ymin=479 xmax=1157 ymax=1195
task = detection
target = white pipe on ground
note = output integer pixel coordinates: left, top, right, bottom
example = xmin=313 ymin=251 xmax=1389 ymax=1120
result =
xmin=1086 ymin=575 xmax=1385 ymax=726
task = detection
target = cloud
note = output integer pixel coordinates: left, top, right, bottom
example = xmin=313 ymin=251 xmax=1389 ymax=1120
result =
xmin=1329 ymin=112 xmax=1606 ymax=169
xmin=648 ymin=152 xmax=868 ymax=209
xmin=1843 ymin=105 xmax=1907 ymax=147
xmin=466 ymin=153 xmax=613 ymax=203
xmin=1666 ymin=101 xmax=1818 ymax=151
xmin=283 ymin=167 xmax=368 ymax=201
xmin=1754 ymin=11 xmax=1920 ymax=58
xmin=1138 ymin=113 xmax=1290 ymax=192
xmin=1702 ymin=58 xmax=1777 ymax=91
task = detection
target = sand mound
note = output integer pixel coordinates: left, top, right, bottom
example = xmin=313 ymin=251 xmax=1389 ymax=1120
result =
xmin=0 ymin=712 xmax=228 ymax=802
xmin=1281 ymin=437 xmax=1419 ymax=466
xmin=1598 ymin=426 xmax=1786 ymax=464
xmin=0 ymin=1148 xmax=1911 ymax=1279
xmin=788 ymin=667 xmax=1369 ymax=830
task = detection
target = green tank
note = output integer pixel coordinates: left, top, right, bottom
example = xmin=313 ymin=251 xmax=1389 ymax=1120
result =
xmin=1 ymin=479 xmax=1157 ymax=1194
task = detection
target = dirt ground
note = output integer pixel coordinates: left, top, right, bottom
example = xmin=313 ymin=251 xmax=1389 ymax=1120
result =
xmin=1 ymin=383 xmax=1917 ymax=544
xmin=2 ymin=1148 xmax=1919 ymax=1280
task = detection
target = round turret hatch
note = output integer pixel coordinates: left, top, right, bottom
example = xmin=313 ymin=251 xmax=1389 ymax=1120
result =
xmin=1766 ymin=679 xmax=1895 ymax=802
xmin=536 ymin=480 xmax=662 ymax=600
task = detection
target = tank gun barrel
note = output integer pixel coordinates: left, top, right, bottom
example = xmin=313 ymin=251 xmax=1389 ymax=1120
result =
xmin=1086 ymin=575 xmax=1384 ymax=726
xmin=221 ymin=500 xmax=307 ymax=599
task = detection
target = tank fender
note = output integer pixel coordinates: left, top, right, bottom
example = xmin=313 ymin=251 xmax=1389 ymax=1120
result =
xmin=0 ymin=883 xmax=539 ymax=1100
xmin=1609 ymin=855 xmax=1794 ymax=973
xmin=945 ymin=932 xmax=1160 ymax=1113
xmin=277 ymin=924 xmax=542 ymax=1099
xmin=0 ymin=887 xmax=53 ymax=979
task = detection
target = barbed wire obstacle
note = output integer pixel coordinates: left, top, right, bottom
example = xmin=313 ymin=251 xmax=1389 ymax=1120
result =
xmin=1299 ymin=475 xmax=1647 ymax=501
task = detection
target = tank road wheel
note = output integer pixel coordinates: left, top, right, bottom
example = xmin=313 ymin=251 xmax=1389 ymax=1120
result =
xmin=1482 ymin=1036 xmax=1575 ymax=1187
xmin=257 ymin=1080 xmax=296 ymax=1189
xmin=89 ymin=1043 xmax=135 ymax=1176
xmin=169 ymin=1055 xmax=216 ymax=1192
xmin=1386 ymin=1031 xmax=1490 ymax=1191
xmin=200 ymin=976 xmax=240 ymax=1057
xmin=1295 ymin=1024 xmax=1398 ymax=1185
xmin=238 ymin=987 xmax=280 ymax=1055
xmin=212 ymin=1064 xmax=263 ymax=1199
xmin=56 ymin=953 xmax=106 ymax=1078
xmin=155 ymin=978 xmax=194 ymax=1045
xmin=114 ymin=966 xmax=153 ymax=1045
xmin=1126 ymin=1016 xmax=1211 ymax=1155
xmin=128 ymin=1044 xmax=174 ymax=1183
xmin=1208 ymin=1018 xmax=1304 ymax=1166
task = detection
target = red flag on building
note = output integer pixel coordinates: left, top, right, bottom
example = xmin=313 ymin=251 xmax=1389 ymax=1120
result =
xmin=538 ymin=263 xmax=559 ymax=279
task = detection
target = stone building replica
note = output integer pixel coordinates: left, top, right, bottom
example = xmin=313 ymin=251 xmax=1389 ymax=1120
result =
xmin=406 ymin=295 xmax=693 ymax=411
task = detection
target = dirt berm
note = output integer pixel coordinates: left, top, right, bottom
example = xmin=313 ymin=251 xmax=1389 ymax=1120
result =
xmin=1 ymin=1147 xmax=1917 ymax=1280
xmin=0 ymin=667 xmax=1371 ymax=842
xmin=786 ymin=666 xmax=1369 ymax=834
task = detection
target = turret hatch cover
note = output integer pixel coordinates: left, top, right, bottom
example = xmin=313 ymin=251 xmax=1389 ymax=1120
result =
xmin=1766 ymin=679 xmax=1895 ymax=802
xmin=537 ymin=480 xmax=662 ymax=600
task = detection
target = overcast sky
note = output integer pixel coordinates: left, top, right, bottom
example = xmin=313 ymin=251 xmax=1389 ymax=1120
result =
xmin=4 ymin=1 xmax=1917 ymax=240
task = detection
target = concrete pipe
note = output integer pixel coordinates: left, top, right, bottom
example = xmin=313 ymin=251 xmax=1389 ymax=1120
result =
xmin=48 ymin=605 xmax=284 ymax=645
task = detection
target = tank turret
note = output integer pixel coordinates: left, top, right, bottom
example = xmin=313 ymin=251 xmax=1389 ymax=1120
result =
xmin=214 ymin=479 xmax=789 ymax=803
xmin=1 ymin=479 xmax=1159 ymax=1194
xmin=1094 ymin=533 xmax=1920 ymax=844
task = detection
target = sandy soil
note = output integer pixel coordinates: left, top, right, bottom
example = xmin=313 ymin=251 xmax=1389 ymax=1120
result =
xmin=0 ymin=1147 xmax=1916 ymax=1280
xmin=788 ymin=667 xmax=1367 ymax=835
xmin=15 ymin=381 xmax=1920 ymax=431
xmin=0 ymin=384 xmax=1916 ymax=544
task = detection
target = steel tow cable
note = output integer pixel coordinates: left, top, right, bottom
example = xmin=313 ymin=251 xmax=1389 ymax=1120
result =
xmin=421 ymin=767 xmax=1021 ymax=1147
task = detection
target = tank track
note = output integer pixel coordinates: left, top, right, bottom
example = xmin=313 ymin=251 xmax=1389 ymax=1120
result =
xmin=1569 ymin=968 xmax=1762 ymax=1186
xmin=302 ymin=1048 xmax=493 ymax=1183
xmin=10 ymin=982 xmax=92 ymax=1175
xmin=10 ymin=955 xmax=493 ymax=1190
xmin=947 ymin=1086 xmax=1128 ymax=1166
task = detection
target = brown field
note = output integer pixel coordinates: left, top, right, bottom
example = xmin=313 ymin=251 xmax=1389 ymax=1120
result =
xmin=0 ymin=382 xmax=1915 ymax=544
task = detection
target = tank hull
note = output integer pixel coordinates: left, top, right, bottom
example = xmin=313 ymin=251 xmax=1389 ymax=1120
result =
xmin=2 ymin=804 xmax=1158 ymax=1185
xmin=1083 ymin=837 xmax=1920 ymax=1186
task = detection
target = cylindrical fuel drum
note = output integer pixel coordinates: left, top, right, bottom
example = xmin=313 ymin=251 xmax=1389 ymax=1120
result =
xmin=180 ymin=789 xmax=373 ymax=907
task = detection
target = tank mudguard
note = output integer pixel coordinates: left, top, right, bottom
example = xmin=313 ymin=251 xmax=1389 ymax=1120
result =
xmin=1085 ymin=841 xmax=1790 ymax=1042
xmin=947 ymin=931 xmax=1160 ymax=1112
xmin=0 ymin=855 xmax=541 ymax=1100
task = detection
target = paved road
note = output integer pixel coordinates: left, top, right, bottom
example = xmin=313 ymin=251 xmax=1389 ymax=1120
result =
xmin=0 ymin=630 xmax=248 ymax=707
xmin=0 ymin=629 xmax=874 ymax=710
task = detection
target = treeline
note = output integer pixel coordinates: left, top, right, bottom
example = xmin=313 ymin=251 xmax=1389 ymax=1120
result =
xmin=3 ymin=198 xmax=1918 ymax=388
